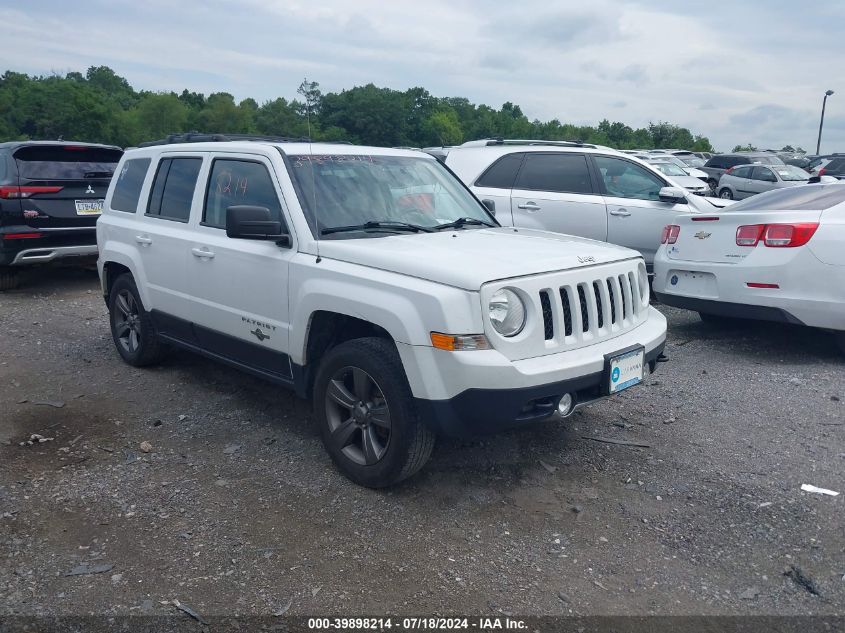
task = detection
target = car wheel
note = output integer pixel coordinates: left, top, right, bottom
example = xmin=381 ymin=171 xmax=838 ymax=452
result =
xmin=108 ymin=273 xmax=166 ymax=367
xmin=719 ymin=188 xmax=734 ymax=200
xmin=707 ymin=178 xmax=718 ymax=192
xmin=0 ymin=267 xmax=20 ymax=291
xmin=313 ymin=337 xmax=436 ymax=488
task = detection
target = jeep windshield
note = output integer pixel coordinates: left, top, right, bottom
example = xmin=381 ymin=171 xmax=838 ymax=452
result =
xmin=287 ymin=154 xmax=497 ymax=239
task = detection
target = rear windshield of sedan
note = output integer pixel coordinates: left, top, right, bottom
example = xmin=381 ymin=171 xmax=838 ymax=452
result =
xmin=726 ymin=184 xmax=845 ymax=211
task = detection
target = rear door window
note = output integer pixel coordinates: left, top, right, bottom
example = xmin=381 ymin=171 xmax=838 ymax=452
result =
xmin=731 ymin=166 xmax=753 ymax=178
xmin=475 ymin=153 xmax=524 ymax=189
xmin=111 ymin=158 xmax=151 ymax=213
xmin=14 ymin=145 xmax=121 ymax=180
xmin=203 ymin=159 xmax=284 ymax=229
xmin=513 ymin=153 xmax=592 ymax=194
xmin=146 ymin=157 xmax=202 ymax=222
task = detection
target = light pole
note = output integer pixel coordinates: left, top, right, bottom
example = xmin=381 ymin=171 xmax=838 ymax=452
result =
xmin=816 ymin=89 xmax=835 ymax=154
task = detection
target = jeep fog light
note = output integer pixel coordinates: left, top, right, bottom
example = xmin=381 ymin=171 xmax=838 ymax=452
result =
xmin=489 ymin=288 xmax=526 ymax=337
xmin=430 ymin=332 xmax=490 ymax=351
xmin=557 ymin=393 xmax=574 ymax=417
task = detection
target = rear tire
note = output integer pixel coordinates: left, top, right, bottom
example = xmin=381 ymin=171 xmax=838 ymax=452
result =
xmin=0 ymin=267 xmax=20 ymax=291
xmin=719 ymin=188 xmax=734 ymax=200
xmin=312 ymin=337 xmax=436 ymax=488
xmin=707 ymin=178 xmax=718 ymax=192
xmin=108 ymin=273 xmax=166 ymax=367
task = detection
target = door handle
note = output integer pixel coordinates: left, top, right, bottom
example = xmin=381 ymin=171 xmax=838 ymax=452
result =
xmin=191 ymin=247 xmax=215 ymax=259
xmin=135 ymin=235 xmax=152 ymax=245
xmin=517 ymin=202 xmax=541 ymax=211
xmin=610 ymin=208 xmax=631 ymax=217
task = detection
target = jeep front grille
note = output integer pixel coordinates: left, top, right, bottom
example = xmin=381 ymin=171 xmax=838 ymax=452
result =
xmin=540 ymin=269 xmax=645 ymax=343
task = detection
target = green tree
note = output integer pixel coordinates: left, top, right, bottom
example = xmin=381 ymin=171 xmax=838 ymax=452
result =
xmin=136 ymin=93 xmax=188 ymax=140
xmin=0 ymin=66 xmax=716 ymax=152
xmin=420 ymin=109 xmax=463 ymax=146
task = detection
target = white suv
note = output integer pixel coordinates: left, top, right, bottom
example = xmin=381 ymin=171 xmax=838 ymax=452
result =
xmin=442 ymin=139 xmax=732 ymax=270
xmin=97 ymin=136 xmax=667 ymax=487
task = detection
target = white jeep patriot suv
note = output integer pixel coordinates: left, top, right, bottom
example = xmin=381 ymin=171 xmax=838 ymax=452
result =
xmin=97 ymin=134 xmax=667 ymax=487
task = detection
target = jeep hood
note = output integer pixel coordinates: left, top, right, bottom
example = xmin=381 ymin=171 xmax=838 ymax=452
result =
xmin=314 ymin=228 xmax=640 ymax=290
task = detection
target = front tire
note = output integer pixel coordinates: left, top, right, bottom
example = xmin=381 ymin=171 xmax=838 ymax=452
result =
xmin=313 ymin=337 xmax=436 ymax=488
xmin=719 ymin=188 xmax=734 ymax=200
xmin=108 ymin=274 xmax=166 ymax=367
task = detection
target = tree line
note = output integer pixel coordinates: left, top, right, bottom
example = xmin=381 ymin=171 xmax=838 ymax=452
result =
xmin=1 ymin=66 xmax=716 ymax=151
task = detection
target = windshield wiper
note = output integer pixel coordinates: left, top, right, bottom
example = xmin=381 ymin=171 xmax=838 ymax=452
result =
xmin=433 ymin=217 xmax=497 ymax=231
xmin=321 ymin=220 xmax=435 ymax=235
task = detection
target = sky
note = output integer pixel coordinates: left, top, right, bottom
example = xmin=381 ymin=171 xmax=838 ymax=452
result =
xmin=2 ymin=0 xmax=844 ymax=152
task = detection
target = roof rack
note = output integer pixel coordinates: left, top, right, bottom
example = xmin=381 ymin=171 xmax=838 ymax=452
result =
xmin=460 ymin=138 xmax=598 ymax=149
xmin=137 ymin=132 xmax=313 ymax=148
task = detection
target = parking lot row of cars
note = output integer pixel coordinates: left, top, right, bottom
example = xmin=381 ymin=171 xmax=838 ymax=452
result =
xmin=2 ymin=135 xmax=844 ymax=487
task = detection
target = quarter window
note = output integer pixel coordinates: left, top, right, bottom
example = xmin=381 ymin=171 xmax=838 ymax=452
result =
xmin=204 ymin=160 xmax=284 ymax=229
xmin=475 ymin=153 xmax=523 ymax=189
xmin=146 ymin=157 xmax=202 ymax=222
xmin=593 ymin=156 xmax=664 ymax=201
xmin=111 ymin=158 xmax=150 ymax=213
xmin=513 ymin=153 xmax=592 ymax=194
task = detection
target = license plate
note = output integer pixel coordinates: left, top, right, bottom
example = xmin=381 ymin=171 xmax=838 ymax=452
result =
xmin=608 ymin=348 xmax=645 ymax=394
xmin=75 ymin=199 xmax=104 ymax=215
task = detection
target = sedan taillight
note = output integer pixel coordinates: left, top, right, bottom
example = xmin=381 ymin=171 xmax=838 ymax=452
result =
xmin=736 ymin=223 xmax=819 ymax=248
xmin=763 ymin=223 xmax=818 ymax=247
xmin=736 ymin=224 xmax=764 ymax=246
xmin=661 ymin=224 xmax=680 ymax=244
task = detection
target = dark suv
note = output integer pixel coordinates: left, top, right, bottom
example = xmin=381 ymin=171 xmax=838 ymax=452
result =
xmin=0 ymin=141 xmax=122 ymax=289
xmin=700 ymin=152 xmax=785 ymax=192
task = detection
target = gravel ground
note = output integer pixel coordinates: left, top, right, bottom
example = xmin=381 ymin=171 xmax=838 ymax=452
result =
xmin=1 ymin=266 xmax=843 ymax=619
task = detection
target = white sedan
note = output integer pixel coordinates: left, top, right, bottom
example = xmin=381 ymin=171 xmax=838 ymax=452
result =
xmin=653 ymin=184 xmax=845 ymax=352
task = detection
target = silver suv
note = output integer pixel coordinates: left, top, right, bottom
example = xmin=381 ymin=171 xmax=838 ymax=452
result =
xmin=442 ymin=139 xmax=730 ymax=270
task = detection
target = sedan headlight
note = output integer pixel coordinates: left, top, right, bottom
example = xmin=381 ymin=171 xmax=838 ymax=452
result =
xmin=489 ymin=288 xmax=526 ymax=337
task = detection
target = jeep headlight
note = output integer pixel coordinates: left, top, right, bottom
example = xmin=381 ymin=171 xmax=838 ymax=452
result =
xmin=637 ymin=263 xmax=650 ymax=305
xmin=489 ymin=288 xmax=526 ymax=337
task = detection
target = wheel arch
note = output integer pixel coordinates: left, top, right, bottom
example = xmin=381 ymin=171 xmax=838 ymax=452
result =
xmin=99 ymin=243 xmax=149 ymax=308
xmin=297 ymin=310 xmax=395 ymax=399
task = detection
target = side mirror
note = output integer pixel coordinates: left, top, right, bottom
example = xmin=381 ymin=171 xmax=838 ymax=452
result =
xmin=226 ymin=205 xmax=290 ymax=246
xmin=481 ymin=199 xmax=496 ymax=216
xmin=659 ymin=187 xmax=687 ymax=204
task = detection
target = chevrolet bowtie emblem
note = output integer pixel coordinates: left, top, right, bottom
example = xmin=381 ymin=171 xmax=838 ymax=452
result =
xmin=250 ymin=328 xmax=270 ymax=342
xmin=694 ymin=231 xmax=711 ymax=240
